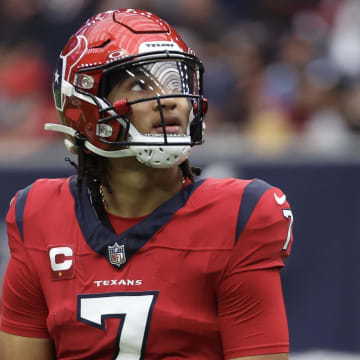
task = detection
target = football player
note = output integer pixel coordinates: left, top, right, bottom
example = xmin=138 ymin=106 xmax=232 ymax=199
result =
xmin=0 ymin=9 xmax=293 ymax=360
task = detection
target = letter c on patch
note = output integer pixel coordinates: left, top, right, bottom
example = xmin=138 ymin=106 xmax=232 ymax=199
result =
xmin=49 ymin=247 xmax=73 ymax=271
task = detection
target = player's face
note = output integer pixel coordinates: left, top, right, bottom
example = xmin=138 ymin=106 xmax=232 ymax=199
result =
xmin=107 ymin=64 xmax=191 ymax=136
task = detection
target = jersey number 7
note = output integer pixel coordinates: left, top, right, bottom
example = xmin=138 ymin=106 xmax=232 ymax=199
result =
xmin=78 ymin=291 xmax=158 ymax=359
xmin=282 ymin=209 xmax=294 ymax=251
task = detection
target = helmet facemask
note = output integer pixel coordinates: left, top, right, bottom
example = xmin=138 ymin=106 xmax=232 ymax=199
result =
xmin=88 ymin=53 xmax=205 ymax=167
xmin=52 ymin=52 xmax=205 ymax=168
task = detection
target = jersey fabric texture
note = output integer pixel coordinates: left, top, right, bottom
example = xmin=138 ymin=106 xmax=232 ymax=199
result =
xmin=0 ymin=176 xmax=293 ymax=360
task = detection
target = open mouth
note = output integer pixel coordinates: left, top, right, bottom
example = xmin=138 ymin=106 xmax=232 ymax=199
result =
xmin=152 ymin=116 xmax=182 ymax=135
xmin=152 ymin=125 xmax=181 ymax=134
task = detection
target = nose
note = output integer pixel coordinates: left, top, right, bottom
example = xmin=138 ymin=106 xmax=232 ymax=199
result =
xmin=153 ymin=96 xmax=177 ymax=111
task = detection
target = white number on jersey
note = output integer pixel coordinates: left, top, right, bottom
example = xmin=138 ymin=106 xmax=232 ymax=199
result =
xmin=282 ymin=209 xmax=294 ymax=251
xmin=78 ymin=291 xmax=158 ymax=360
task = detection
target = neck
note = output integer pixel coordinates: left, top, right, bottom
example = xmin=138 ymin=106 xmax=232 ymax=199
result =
xmin=101 ymin=157 xmax=185 ymax=217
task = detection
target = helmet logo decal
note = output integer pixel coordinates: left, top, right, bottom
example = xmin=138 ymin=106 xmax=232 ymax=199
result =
xmin=138 ymin=41 xmax=182 ymax=54
xmin=108 ymin=49 xmax=128 ymax=60
xmin=53 ymin=35 xmax=88 ymax=111
xmin=53 ymin=58 xmax=64 ymax=111
xmin=66 ymin=35 xmax=88 ymax=82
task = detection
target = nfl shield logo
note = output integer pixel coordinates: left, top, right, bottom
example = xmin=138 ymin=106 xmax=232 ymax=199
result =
xmin=108 ymin=242 xmax=126 ymax=267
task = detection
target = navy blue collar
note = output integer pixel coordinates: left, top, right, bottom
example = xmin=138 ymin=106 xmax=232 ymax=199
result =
xmin=69 ymin=176 xmax=205 ymax=269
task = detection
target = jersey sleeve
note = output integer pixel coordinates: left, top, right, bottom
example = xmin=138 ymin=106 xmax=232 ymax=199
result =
xmin=233 ymin=178 xmax=293 ymax=271
xmin=0 ymin=190 xmax=50 ymax=338
xmin=217 ymin=179 xmax=294 ymax=358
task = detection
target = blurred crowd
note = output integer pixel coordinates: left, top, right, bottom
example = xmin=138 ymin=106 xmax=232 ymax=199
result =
xmin=1 ymin=0 xmax=360 ymax=159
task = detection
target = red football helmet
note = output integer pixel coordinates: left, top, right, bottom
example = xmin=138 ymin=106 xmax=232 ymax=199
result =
xmin=45 ymin=9 xmax=207 ymax=167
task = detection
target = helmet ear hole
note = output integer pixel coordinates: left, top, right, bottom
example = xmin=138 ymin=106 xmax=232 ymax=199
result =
xmin=65 ymin=108 xmax=82 ymax=123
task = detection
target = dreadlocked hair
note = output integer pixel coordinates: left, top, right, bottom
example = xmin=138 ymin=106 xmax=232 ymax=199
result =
xmin=65 ymin=149 xmax=111 ymax=210
xmin=66 ymin=148 xmax=116 ymax=229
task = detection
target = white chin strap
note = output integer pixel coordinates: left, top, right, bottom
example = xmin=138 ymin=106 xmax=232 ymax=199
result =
xmin=44 ymin=123 xmax=191 ymax=168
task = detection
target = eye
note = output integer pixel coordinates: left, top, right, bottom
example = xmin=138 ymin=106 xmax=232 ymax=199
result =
xmin=130 ymin=79 xmax=148 ymax=91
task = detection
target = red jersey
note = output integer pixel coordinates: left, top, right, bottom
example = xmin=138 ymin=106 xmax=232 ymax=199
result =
xmin=0 ymin=176 xmax=293 ymax=359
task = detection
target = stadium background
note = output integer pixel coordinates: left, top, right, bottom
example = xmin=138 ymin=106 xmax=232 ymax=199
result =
xmin=1 ymin=1 xmax=360 ymax=358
